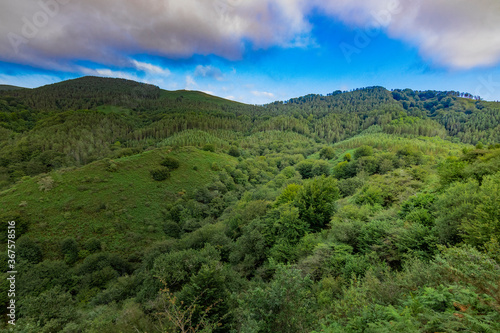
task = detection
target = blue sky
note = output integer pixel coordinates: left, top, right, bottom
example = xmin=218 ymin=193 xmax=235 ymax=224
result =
xmin=2 ymin=0 xmax=500 ymax=104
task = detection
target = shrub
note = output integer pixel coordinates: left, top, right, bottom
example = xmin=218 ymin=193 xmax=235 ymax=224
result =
xmin=295 ymin=160 xmax=315 ymax=179
xmin=202 ymin=144 xmax=215 ymax=152
xmin=228 ymin=146 xmax=241 ymax=157
xmin=163 ymin=221 xmax=182 ymax=238
xmin=18 ymin=237 xmax=43 ymax=264
xmin=354 ymin=145 xmax=373 ymax=159
xmin=85 ymin=238 xmax=102 ymax=253
xmin=338 ymin=177 xmax=365 ymax=197
xmin=160 ymin=157 xmax=180 ymax=170
xmin=38 ymin=176 xmax=55 ymax=192
xmin=319 ymin=146 xmax=336 ymax=160
xmin=150 ymin=167 xmax=171 ymax=181
xmin=61 ymin=238 xmax=79 ymax=264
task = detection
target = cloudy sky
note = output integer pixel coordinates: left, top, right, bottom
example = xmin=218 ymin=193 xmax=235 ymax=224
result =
xmin=1 ymin=0 xmax=500 ymax=104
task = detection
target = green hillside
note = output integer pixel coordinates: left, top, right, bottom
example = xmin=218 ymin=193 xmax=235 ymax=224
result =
xmin=1 ymin=147 xmax=237 ymax=257
xmin=0 ymin=77 xmax=499 ymax=332
xmin=0 ymin=85 xmax=25 ymax=92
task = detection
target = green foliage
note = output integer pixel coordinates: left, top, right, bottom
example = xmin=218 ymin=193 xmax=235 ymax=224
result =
xmin=150 ymin=167 xmax=171 ymax=181
xmin=460 ymin=172 xmax=500 ymax=247
xmin=61 ymin=237 xmax=79 ymax=264
xmin=17 ymin=236 xmax=43 ymax=264
xmin=319 ymin=146 xmax=336 ymax=160
xmin=434 ymin=179 xmax=481 ymax=245
xmin=236 ymin=265 xmax=317 ymax=333
xmin=354 ymin=145 xmax=374 ymax=159
xmin=160 ymin=156 xmax=180 ymax=170
xmin=163 ymin=220 xmax=182 ymax=238
xmin=19 ymin=286 xmax=77 ymax=332
xmin=294 ymin=176 xmax=340 ymax=231
xmin=85 ymin=238 xmax=102 ymax=253
xmin=1 ymin=79 xmax=500 ymax=331
xmin=228 ymin=146 xmax=241 ymax=157
xmin=203 ymin=143 xmax=216 ymax=152
xmin=338 ymin=177 xmax=365 ymax=197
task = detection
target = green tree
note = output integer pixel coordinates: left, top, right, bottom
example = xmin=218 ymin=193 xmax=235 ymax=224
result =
xmin=61 ymin=237 xmax=79 ymax=264
xmin=18 ymin=237 xmax=43 ymax=264
xmin=236 ymin=265 xmax=317 ymax=333
xmin=319 ymin=146 xmax=336 ymax=160
xmin=354 ymin=145 xmax=373 ymax=159
xmin=461 ymin=172 xmax=500 ymax=247
xmin=294 ymin=176 xmax=340 ymax=232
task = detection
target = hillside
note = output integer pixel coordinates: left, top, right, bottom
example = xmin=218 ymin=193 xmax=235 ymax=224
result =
xmin=0 ymin=77 xmax=499 ymax=332
xmin=0 ymin=85 xmax=25 ymax=91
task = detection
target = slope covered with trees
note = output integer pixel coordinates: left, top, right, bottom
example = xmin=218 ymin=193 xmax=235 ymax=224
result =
xmin=0 ymin=77 xmax=499 ymax=332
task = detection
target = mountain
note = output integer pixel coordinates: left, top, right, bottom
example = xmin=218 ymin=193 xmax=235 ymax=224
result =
xmin=1 ymin=76 xmax=499 ymax=332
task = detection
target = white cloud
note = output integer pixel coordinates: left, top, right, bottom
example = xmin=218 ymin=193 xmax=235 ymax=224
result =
xmin=251 ymin=90 xmax=274 ymax=98
xmin=194 ymin=65 xmax=223 ymax=80
xmin=132 ymin=60 xmax=170 ymax=75
xmin=185 ymin=75 xmax=197 ymax=89
xmin=316 ymin=0 xmax=500 ymax=69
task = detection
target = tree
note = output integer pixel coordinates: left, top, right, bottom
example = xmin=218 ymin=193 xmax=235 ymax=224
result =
xmin=294 ymin=176 xmax=340 ymax=232
xmin=319 ymin=146 xmax=336 ymax=160
xmin=354 ymin=145 xmax=373 ymax=159
xmin=228 ymin=146 xmax=241 ymax=157
xmin=460 ymin=172 xmax=500 ymax=247
xmin=61 ymin=237 xmax=79 ymax=264
xmin=18 ymin=237 xmax=43 ymax=264
xmin=235 ymin=265 xmax=317 ymax=333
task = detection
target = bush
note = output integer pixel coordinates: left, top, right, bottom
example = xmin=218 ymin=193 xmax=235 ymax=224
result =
xmin=160 ymin=156 xmax=180 ymax=170
xmin=338 ymin=177 xmax=365 ymax=197
xmin=294 ymin=176 xmax=340 ymax=231
xmin=150 ymin=167 xmax=171 ymax=181
xmin=295 ymin=160 xmax=315 ymax=179
xmin=228 ymin=146 xmax=241 ymax=157
xmin=354 ymin=145 xmax=373 ymax=159
xmin=202 ymin=144 xmax=215 ymax=152
xmin=85 ymin=238 xmax=102 ymax=253
xmin=163 ymin=221 xmax=181 ymax=238
xmin=61 ymin=238 xmax=79 ymax=264
xmin=319 ymin=146 xmax=336 ymax=160
xmin=18 ymin=237 xmax=43 ymax=264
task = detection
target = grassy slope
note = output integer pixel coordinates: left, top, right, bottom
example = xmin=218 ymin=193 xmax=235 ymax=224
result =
xmin=0 ymin=147 xmax=237 ymax=257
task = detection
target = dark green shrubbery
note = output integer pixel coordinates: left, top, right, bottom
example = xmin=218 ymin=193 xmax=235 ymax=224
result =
xmin=150 ymin=167 xmax=171 ymax=181
xmin=160 ymin=156 xmax=180 ymax=170
xmin=17 ymin=237 xmax=43 ymax=264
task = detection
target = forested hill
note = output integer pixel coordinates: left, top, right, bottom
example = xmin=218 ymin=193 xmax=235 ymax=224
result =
xmin=1 ymin=76 xmax=500 ymax=332
xmin=0 ymin=85 xmax=25 ymax=91
xmin=0 ymin=76 xmax=499 ymax=190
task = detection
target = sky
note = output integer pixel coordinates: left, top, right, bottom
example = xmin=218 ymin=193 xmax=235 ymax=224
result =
xmin=1 ymin=0 xmax=500 ymax=104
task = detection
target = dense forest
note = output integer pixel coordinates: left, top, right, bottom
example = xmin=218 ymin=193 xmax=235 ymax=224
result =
xmin=0 ymin=77 xmax=499 ymax=332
